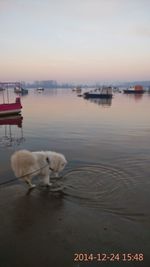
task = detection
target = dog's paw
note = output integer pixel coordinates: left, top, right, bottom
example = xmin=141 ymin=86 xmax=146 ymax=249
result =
xmin=45 ymin=182 xmax=52 ymax=187
xmin=29 ymin=184 xmax=36 ymax=189
xmin=26 ymin=185 xmax=36 ymax=195
xmin=26 ymin=183 xmax=36 ymax=189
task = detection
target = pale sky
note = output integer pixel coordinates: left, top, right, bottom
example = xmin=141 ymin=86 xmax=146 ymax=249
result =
xmin=0 ymin=0 xmax=150 ymax=83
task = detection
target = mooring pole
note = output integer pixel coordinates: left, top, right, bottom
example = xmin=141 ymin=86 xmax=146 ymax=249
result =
xmin=6 ymin=84 xmax=9 ymax=103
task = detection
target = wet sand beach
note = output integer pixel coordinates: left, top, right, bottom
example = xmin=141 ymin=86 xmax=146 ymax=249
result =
xmin=0 ymin=182 xmax=149 ymax=267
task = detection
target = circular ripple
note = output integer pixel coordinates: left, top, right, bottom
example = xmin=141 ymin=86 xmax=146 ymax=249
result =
xmin=59 ymin=164 xmax=133 ymax=209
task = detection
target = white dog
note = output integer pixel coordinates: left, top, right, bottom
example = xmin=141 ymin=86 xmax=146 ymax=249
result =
xmin=11 ymin=149 xmax=67 ymax=189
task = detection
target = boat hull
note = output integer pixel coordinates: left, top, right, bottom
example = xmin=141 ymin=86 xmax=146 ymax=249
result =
xmin=0 ymin=109 xmax=22 ymax=116
xmin=123 ymin=90 xmax=145 ymax=94
xmin=84 ymin=93 xmax=113 ymax=99
xmin=0 ymin=98 xmax=22 ymax=116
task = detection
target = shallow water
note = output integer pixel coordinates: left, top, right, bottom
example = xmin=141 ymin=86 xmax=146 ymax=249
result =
xmin=1 ymin=89 xmax=150 ymax=208
xmin=0 ymin=89 xmax=150 ymax=264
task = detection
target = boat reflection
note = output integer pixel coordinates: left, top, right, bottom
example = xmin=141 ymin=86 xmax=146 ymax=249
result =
xmin=85 ymin=97 xmax=112 ymax=107
xmin=124 ymin=93 xmax=143 ymax=101
xmin=0 ymin=115 xmax=25 ymax=147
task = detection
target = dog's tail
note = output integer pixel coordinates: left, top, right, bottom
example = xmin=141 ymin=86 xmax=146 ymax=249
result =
xmin=11 ymin=150 xmax=36 ymax=178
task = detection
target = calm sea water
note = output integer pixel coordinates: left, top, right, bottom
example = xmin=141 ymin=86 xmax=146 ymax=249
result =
xmin=0 ymin=88 xmax=150 ymax=264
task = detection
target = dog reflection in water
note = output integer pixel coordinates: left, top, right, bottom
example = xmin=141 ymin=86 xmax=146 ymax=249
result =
xmin=11 ymin=149 xmax=67 ymax=189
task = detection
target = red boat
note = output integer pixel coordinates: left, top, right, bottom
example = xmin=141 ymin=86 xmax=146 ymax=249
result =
xmin=0 ymin=97 xmax=22 ymax=116
xmin=123 ymin=85 xmax=145 ymax=94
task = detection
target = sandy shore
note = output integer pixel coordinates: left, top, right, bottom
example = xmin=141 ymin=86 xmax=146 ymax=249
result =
xmin=0 ymin=184 xmax=149 ymax=267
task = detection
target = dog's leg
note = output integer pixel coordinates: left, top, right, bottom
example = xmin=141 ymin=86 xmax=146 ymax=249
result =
xmin=53 ymin=172 xmax=62 ymax=178
xmin=43 ymin=175 xmax=52 ymax=186
xmin=24 ymin=177 xmax=36 ymax=189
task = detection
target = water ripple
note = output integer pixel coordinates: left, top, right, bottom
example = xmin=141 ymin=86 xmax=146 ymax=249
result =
xmin=58 ymin=164 xmax=133 ymax=208
xmin=50 ymin=163 xmax=149 ymax=222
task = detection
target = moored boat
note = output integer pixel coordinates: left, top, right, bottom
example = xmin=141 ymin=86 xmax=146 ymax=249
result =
xmin=14 ymin=86 xmax=22 ymax=93
xmin=0 ymin=97 xmax=22 ymax=116
xmin=84 ymin=87 xmax=113 ymax=99
xmin=72 ymin=86 xmax=82 ymax=93
xmin=0 ymin=82 xmax=23 ymax=116
xmin=76 ymin=86 xmax=82 ymax=93
xmin=123 ymin=85 xmax=145 ymax=94
xmin=37 ymin=87 xmax=44 ymax=92
xmin=14 ymin=87 xmax=28 ymax=95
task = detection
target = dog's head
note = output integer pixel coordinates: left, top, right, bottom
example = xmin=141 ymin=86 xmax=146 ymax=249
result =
xmin=46 ymin=152 xmax=67 ymax=173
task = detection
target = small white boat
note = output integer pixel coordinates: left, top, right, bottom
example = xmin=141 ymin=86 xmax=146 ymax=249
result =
xmin=14 ymin=86 xmax=22 ymax=93
xmin=72 ymin=87 xmax=82 ymax=93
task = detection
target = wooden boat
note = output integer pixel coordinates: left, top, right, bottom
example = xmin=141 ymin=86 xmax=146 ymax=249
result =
xmin=84 ymin=87 xmax=113 ymax=99
xmin=0 ymin=97 xmax=22 ymax=116
xmin=123 ymin=85 xmax=145 ymax=94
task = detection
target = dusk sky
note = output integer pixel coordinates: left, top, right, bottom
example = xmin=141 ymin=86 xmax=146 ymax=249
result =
xmin=0 ymin=0 xmax=150 ymax=83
